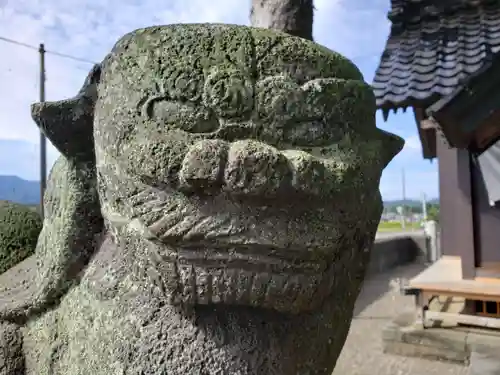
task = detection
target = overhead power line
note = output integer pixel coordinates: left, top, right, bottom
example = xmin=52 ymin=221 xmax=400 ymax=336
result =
xmin=0 ymin=35 xmax=97 ymax=65
xmin=0 ymin=34 xmax=98 ymax=216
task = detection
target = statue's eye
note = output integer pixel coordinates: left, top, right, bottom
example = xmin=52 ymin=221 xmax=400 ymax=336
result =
xmin=145 ymin=99 xmax=220 ymax=134
xmin=202 ymin=68 xmax=254 ymax=119
xmin=254 ymin=75 xmax=302 ymax=122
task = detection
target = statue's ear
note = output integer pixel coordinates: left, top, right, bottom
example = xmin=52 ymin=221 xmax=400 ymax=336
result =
xmin=30 ymin=64 xmax=101 ymax=162
xmin=0 ymin=65 xmax=105 ymax=321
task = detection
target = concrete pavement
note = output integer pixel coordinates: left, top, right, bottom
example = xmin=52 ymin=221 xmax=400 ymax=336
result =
xmin=333 ymin=262 xmax=468 ymax=375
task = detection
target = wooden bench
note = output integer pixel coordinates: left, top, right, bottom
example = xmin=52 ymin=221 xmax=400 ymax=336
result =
xmin=403 ymin=256 xmax=500 ymax=329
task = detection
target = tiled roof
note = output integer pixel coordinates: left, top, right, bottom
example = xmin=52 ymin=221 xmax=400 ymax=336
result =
xmin=373 ymin=0 xmax=500 ymax=112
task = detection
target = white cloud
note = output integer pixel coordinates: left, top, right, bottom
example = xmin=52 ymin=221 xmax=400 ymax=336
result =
xmin=0 ymin=0 xmax=246 ymax=146
xmin=0 ymin=0 xmax=438 ymax=199
xmin=315 ymin=0 xmax=390 ymax=57
xmin=404 ymin=135 xmax=421 ymax=151
xmin=0 ymin=0 xmax=390 ymax=143
xmin=398 ymin=135 xmax=423 ymax=159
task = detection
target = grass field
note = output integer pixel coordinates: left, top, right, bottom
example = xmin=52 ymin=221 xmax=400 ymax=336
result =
xmin=377 ymin=220 xmax=421 ymax=232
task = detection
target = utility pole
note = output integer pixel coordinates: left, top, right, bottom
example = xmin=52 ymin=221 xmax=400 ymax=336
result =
xmin=422 ymin=192 xmax=427 ymax=222
xmin=401 ymin=168 xmax=406 ymax=229
xmin=39 ymin=43 xmax=46 ymax=218
xmin=250 ymin=0 xmax=314 ymax=41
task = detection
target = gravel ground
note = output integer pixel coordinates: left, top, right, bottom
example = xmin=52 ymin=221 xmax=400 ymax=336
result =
xmin=332 ymin=262 xmax=469 ymax=375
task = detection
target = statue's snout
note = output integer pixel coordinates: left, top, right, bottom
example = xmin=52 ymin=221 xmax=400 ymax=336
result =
xmin=377 ymin=129 xmax=404 ymax=169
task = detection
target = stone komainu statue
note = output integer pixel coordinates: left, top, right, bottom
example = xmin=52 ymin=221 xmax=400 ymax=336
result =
xmin=0 ymin=24 xmax=403 ymax=375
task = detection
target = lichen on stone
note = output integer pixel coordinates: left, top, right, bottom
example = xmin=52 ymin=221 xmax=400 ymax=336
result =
xmin=0 ymin=24 xmax=404 ymax=375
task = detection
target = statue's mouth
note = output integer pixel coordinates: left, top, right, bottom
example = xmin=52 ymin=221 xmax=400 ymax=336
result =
xmin=131 ymin=213 xmax=336 ymax=275
xmin=123 ymin=194 xmax=346 ymax=275
xmin=159 ymin=244 xmax=329 ymax=274
xmin=141 ymin=226 xmax=366 ymax=314
xmin=114 ymin=174 xmax=368 ymax=279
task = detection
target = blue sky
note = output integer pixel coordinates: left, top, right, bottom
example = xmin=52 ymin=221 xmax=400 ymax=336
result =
xmin=0 ymin=0 xmax=438 ymax=200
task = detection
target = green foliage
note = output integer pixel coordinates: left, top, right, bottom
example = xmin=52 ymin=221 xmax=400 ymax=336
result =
xmin=427 ymin=203 xmax=440 ymax=223
xmin=378 ymin=220 xmax=421 ymax=232
xmin=0 ymin=200 xmax=42 ymax=274
xmin=384 ymin=199 xmax=440 ymax=215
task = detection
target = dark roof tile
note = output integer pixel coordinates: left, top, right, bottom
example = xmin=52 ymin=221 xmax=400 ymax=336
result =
xmin=373 ymin=0 xmax=500 ymax=109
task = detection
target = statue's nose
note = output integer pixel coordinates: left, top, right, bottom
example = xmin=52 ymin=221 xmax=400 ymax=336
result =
xmin=376 ymin=129 xmax=404 ymax=168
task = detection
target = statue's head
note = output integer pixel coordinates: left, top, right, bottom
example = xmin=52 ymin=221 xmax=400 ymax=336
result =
xmin=32 ymin=24 xmax=403 ymax=314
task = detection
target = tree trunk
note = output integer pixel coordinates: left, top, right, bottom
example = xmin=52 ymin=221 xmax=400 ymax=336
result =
xmin=250 ymin=0 xmax=314 ymax=41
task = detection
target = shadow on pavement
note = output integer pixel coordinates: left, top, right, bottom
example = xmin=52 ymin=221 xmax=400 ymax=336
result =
xmin=353 ymin=261 xmax=428 ymax=317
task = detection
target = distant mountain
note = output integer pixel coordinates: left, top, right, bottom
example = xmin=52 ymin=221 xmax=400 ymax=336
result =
xmin=0 ymin=176 xmax=40 ymax=205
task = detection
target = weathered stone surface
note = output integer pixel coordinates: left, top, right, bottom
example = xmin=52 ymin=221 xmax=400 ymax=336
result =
xmin=0 ymin=24 xmax=403 ymax=375
xmin=0 ymin=321 xmax=23 ymax=375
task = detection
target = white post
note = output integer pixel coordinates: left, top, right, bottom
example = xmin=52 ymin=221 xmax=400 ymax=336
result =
xmin=401 ymin=168 xmax=406 ymax=229
xmin=422 ymin=193 xmax=427 ymax=222
xmin=424 ymin=220 xmax=438 ymax=263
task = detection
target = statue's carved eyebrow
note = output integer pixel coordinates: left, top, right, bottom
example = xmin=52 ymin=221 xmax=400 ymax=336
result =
xmin=137 ymin=80 xmax=211 ymax=119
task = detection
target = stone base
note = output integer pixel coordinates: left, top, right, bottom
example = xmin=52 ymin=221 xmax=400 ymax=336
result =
xmin=382 ymin=310 xmax=500 ymax=371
